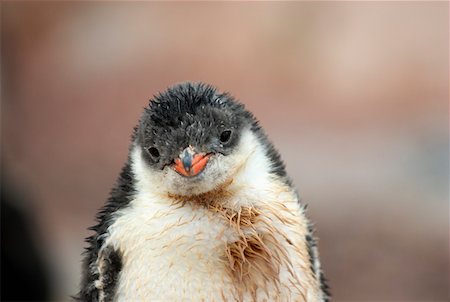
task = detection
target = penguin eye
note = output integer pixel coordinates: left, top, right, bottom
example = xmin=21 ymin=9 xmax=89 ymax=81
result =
xmin=219 ymin=130 xmax=232 ymax=144
xmin=147 ymin=146 xmax=160 ymax=159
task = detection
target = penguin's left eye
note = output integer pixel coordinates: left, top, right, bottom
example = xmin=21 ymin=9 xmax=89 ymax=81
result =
xmin=147 ymin=147 xmax=160 ymax=159
xmin=219 ymin=130 xmax=232 ymax=144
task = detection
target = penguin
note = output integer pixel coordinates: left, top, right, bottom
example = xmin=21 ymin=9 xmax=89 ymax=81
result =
xmin=78 ymin=82 xmax=329 ymax=302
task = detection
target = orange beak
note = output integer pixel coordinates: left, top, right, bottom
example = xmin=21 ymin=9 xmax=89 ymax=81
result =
xmin=173 ymin=148 xmax=211 ymax=177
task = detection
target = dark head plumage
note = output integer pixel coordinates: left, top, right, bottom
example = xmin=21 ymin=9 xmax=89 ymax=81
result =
xmin=136 ymin=83 xmax=251 ymax=169
xmin=133 ymin=82 xmax=289 ymax=185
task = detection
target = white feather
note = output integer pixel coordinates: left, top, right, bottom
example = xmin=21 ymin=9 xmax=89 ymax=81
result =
xmin=100 ymin=129 xmax=323 ymax=301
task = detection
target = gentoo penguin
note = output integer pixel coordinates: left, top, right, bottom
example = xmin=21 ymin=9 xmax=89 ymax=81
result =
xmin=78 ymin=82 xmax=329 ymax=302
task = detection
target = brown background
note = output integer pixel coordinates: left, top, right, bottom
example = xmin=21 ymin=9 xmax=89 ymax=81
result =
xmin=1 ymin=2 xmax=448 ymax=301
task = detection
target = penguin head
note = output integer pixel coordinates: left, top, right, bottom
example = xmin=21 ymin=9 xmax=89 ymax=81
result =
xmin=133 ymin=82 xmax=260 ymax=196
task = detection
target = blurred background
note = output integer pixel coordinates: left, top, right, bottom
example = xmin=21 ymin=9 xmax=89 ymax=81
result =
xmin=1 ymin=2 xmax=448 ymax=301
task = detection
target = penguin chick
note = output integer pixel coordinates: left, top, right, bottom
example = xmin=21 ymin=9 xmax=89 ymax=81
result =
xmin=78 ymin=82 xmax=329 ymax=302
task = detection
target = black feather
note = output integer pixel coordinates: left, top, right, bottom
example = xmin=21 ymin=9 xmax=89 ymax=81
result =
xmin=137 ymin=82 xmax=290 ymax=183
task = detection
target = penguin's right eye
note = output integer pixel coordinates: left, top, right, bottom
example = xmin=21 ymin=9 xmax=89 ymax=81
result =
xmin=147 ymin=147 xmax=160 ymax=159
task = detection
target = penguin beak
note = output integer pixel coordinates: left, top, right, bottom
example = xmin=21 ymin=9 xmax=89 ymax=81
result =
xmin=173 ymin=147 xmax=211 ymax=177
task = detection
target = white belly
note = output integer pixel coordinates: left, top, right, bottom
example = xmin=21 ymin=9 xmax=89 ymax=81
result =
xmin=108 ymin=200 xmax=238 ymax=301
xmin=103 ymin=193 xmax=321 ymax=301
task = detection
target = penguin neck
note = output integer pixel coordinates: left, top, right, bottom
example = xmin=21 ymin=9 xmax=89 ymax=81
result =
xmin=130 ymin=129 xmax=295 ymax=210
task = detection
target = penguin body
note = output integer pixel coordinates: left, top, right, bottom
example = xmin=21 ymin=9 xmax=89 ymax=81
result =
xmin=78 ymin=83 xmax=329 ymax=301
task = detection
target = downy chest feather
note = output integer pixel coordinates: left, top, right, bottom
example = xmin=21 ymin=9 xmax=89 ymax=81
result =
xmin=102 ymin=180 xmax=322 ymax=301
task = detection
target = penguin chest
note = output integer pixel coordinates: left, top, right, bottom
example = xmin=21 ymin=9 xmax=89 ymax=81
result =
xmin=104 ymin=199 xmax=238 ymax=301
xmin=102 ymin=194 xmax=321 ymax=301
